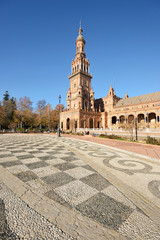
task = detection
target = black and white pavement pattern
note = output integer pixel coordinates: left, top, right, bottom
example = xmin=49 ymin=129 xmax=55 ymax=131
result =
xmin=0 ymin=134 xmax=160 ymax=239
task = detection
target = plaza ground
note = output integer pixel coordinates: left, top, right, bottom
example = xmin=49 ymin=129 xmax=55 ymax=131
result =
xmin=61 ymin=134 xmax=160 ymax=160
xmin=0 ymin=134 xmax=160 ymax=239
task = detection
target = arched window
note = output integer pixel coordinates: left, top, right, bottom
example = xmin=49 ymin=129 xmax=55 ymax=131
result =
xmin=128 ymin=115 xmax=134 ymax=123
xmin=138 ymin=114 xmax=144 ymax=123
xmin=119 ymin=115 xmax=125 ymax=123
xmin=67 ymin=118 xmax=70 ymax=130
xmin=112 ymin=116 xmax=117 ymax=124
xmin=89 ymin=118 xmax=93 ymax=128
xmin=149 ymin=112 xmax=156 ymax=123
xmin=81 ymin=120 xmax=84 ymax=128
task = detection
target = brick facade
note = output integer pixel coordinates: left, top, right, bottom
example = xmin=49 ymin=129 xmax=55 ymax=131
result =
xmin=60 ymin=26 xmax=160 ymax=131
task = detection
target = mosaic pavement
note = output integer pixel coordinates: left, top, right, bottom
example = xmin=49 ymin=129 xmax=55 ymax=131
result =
xmin=0 ymin=134 xmax=160 ymax=239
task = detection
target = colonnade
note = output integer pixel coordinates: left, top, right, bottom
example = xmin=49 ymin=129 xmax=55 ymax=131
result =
xmin=111 ymin=112 xmax=160 ymax=127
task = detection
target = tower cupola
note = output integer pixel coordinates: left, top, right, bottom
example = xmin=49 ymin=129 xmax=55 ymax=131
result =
xmin=76 ymin=23 xmax=85 ymax=44
xmin=71 ymin=22 xmax=90 ymax=75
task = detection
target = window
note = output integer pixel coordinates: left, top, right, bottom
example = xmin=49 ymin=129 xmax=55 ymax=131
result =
xmin=74 ymin=84 xmax=76 ymax=88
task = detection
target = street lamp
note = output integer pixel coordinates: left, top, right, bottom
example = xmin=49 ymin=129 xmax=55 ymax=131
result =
xmin=146 ymin=113 xmax=149 ymax=129
xmin=135 ymin=117 xmax=138 ymax=141
xmin=58 ymin=95 xmax=61 ymax=137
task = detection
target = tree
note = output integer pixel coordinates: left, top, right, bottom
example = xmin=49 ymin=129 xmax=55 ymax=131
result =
xmin=41 ymin=104 xmax=53 ymax=130
xmin=121 ymin=122 xmax=135 ymax=141
xmin=55 ymin=104 xmax=65 ymax=111
xmin=16 ymin=97 xmax=33 ymax=128
xmin=37 ymin=100 xmax=46 ymax=129
xmin=3 ymin=91 xmax=10 ymax=101
xmin=50 ymin=110 xmax=58 ymax=131
xmin=120 ymin=120 xmax=141 ymax=141
xmin=1 ymin=91 xmax=17 ymax=129
xmin=37 ymin=100 xmax=46 ymax=114
xmin=18 ymin=97 xmax=32 ymax=112
xmin=0 ymin=102 xmax=3 ymax=130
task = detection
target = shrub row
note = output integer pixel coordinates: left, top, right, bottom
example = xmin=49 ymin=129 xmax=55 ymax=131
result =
xmin=145 ymin=136 xmax=160 ymax=145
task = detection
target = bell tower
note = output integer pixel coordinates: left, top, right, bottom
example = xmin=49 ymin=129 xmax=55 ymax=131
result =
xmin=66 ymin=23 xmax=94 ymax=111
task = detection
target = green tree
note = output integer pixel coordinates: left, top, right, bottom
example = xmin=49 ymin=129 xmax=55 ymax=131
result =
xmin=3 ymin=91 xmax=10 ymax=101
xmin=1 ymin=91 xmax=17 ymax=129
xmin=0 ymin=102 xmax=3 ymax=130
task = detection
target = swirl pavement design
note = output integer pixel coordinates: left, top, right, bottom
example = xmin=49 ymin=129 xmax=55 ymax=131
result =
xmin=0 ymin=134 xmax=160 ymax=239
xmin=148 ymin=180 xmax=160 ymax=199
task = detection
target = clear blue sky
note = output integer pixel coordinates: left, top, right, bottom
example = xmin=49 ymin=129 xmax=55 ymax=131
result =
xmin=0 ymin=0 xmax=160 ymax=109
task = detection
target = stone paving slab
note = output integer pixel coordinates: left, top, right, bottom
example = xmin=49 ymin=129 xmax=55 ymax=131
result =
xmin=0 ymin=134 xmax=160 ymax=239
xmin=61 ymin=137 xmax=160 ymax=223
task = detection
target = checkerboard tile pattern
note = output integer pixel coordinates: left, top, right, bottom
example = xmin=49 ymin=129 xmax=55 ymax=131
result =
xmin=0 ymin=135 xmax=137 ymax=231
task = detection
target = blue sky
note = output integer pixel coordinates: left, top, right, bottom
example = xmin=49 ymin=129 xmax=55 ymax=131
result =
xmin=0 ymin=0 xmax=160 ymax=109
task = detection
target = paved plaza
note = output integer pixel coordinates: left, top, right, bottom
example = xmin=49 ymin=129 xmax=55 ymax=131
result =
xmin=0 ymin=134 xmax=160 ymax=239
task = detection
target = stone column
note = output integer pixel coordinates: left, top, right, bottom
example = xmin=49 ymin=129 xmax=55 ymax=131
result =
xmin=93 ymin=118 xmax=95 ymax=129
xmin=125 ymin=115 xmax=128 ymax=123
xmin=116 ymin=115 xmax=119 ymax=125
xmin=145 ymin=113 xmax=149 ymax=128
xmin=156 ymin=112 xmax=159 ymax=122
xmin=101 ymin=112 xmax=105 ymax=128
xmin=83 ymin=120 xmax=86 ymax=128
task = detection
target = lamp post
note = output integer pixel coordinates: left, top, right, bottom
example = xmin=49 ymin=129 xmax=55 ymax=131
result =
xmin=58 ymin=95 xmax=61 ymax=137
xmin=135 ymin=117 xmax=138 ymax=141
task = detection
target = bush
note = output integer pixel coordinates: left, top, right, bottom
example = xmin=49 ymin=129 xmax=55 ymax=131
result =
xmin=99 ymin=134 xmax=121 ymax=139
xmin=108 ymin=134 xmax=121 ymax=139
xmin=76 ymin=132 xmax=84 ymax=136
xmin=65 ymin=131 xmax=72 ymax=134
xmin=16 ymin=127 xmax=25 ymax=133
xmin=99 ymin=134 xmax=108 ymax=138
xmin=28 ymin=128 xmax=34 ymax=133
xmin=145 ymin=136 xmax=160 ymax=145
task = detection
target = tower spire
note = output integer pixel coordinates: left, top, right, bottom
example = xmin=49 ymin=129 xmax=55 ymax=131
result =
xmin=80 ymin=20 xmax=81 ymax=29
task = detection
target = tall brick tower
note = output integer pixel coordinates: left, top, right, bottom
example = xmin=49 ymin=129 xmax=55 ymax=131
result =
xmin=60 ymin=24 xmax=101 ymax=131
xmin=66 ymin=23 xmax=95 ymax=112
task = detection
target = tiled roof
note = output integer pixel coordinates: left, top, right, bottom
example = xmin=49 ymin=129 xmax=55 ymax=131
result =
xmin=115 ymin=91 xmax=160 ymax=107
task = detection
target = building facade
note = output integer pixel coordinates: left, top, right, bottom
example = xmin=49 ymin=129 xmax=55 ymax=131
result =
xmin=60 ymin=26 xmax=160 ymax=131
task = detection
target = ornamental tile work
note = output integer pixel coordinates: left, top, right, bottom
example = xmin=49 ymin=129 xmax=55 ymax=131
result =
xmin=0 ymin=134 xmax=160 ymax=239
